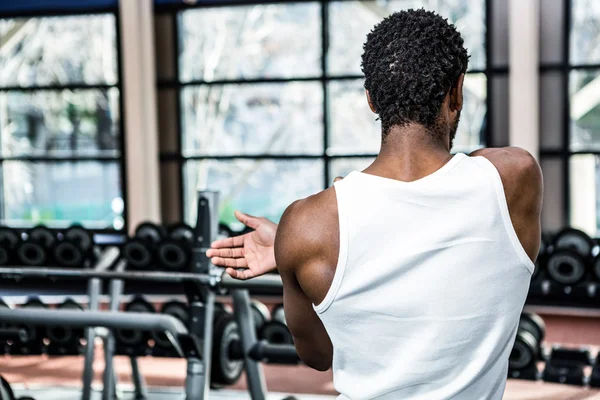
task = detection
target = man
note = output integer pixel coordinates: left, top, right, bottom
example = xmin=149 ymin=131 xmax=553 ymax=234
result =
xmin=207 ymin=9 xmax=542 ymax=399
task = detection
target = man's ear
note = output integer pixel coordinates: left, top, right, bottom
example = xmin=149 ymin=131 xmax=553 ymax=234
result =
xmin=450 ymin=73 xmax=465 ymax=112
xmin=366 ymin=90 xmax=377 ymax=113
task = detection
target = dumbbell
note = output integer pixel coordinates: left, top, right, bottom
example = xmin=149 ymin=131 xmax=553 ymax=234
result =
xmin=15 ymin=298 xmax=48 ymax=355
xmin=115 ymin=297 xmax=155 ymax=348
xmin=250 ymin=300 xmax=270 ymax=336
xmin=211 ymin=309 xmax=244 ymax=387
xmin=123 ymin=222 xmax=166 ymax=270
xmin=533 ymin=235 xmax=550 ymax=281
xmin=46 ymin=299 xmax=84 ymax=349
xmin=218 ymin=224 xmax=233 ymax=240
xmin=156 ymin=223 xmax=194 ymax=272
xmin=53 ymin=225 xmax=94 ymax=268
xmin=152 ymin=300 xmax=189 ymax=349
xmin=0 ymin=228 xmax=19 ymax=266
xmin=509 ymin=313 xmax=545 ymax=374
xmin=16 ymin=226 xmax=56 ymax=267
xmin=260 ymin=304 xmax=293 ymax=345
xmin=589 ymin=353 xmax=600 ymax=387
xmin=554 ymin=228 xmax=594 ymax=257
xmin=543 ymin=346 xmax=590 ymax=386
xmin=546 ymin=249 xmax=587 ymax=286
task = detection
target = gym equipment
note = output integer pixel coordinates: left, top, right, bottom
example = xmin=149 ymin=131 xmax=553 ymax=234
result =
xmin=554 ymin=228 xmax=594 ymax=258
xmin=545 ymin=249 xmax=587 ymax=285
xmin=533 ymin=235 xmax=549 ymax=281
xmin=122 ymin=222 xmax=165 ymax=270
xmin=16 ymin=226 xmax=55 ymax=267
xmin=12 ymin=298 xmax=48 ymax=355
xmin=592 ymin=254 xmax=600 ymax=282
xmin=152 ymin=300 xmax=190 ymax=353
xmin=115 ymin=297 xmax=155 ymax=355
xmin=250 ymin=300 xmax=270 ymax=335
xmin=543 ymin=346 xmax=590 ymax=386
xmin=260 ymin=304 xmax=292 ymax=345
xmin=508 ymin=312 xmax=545 ymax=380
xmin=0 ymin=228 xmax=19 ymax=266
xmin=218 ymin=224 xmax=233 ymax=240
xmin=46 ymin=299 xmax=84 ymax=355
xmin=157 ymin=223 xmax=194 ymax=272
xmin=0 ymin=191 xmax=297 ymax=400
xmin=211 ymin=310 xmax=244 ymax=387
xmin=272 ymin=304 xmax=286 ymax=325
xmin=53 ymin=225 xmax=94 ymax=268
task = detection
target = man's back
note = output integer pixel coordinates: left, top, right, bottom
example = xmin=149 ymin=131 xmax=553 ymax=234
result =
xmin=274 ymin=149 xmax=542 ymax=399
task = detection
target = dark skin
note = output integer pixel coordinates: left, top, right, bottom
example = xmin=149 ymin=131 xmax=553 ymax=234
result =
xmin=274 ymin=73 xmax=543 ymax=371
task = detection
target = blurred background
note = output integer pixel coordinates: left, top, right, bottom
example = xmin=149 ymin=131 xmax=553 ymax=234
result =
xmin=1 ymin=0 xmax=600 ymax=399
xmin=0 ymin=0 xmax=587 ymax=237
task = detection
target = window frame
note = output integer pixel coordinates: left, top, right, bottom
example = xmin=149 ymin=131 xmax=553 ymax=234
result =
xmin=0 ymin=6 xmax=129 ymax=232
xmin=156 ymin=0 xmax=494 ymax=224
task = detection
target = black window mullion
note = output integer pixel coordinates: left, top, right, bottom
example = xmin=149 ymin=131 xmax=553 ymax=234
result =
xmin=484 ymin=0 xmax=492 ymax=147
xmin=321 ymin=0 xmax=330 ymax=188
xmin=563 ymin=0 xmax=572 ymax=228
xmin=173 ymin=10 xmax=185 ymax=223
xmin=114 ymin=7 xmax=128 ymax=232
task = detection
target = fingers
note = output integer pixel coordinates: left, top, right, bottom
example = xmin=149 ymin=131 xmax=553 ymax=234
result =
xmin=206 ymin=247 xmax=244 ymax=259
xmin=210 ymin=235 xmax=245 ymax=249
xmin=226 ymin=267 xmax=255 ymax=280
xmin=234 ymin=210 xmax=264 ymax=229
xmin=210 ymin=256 xmax=248 ymax=268
xmin=333 ymin=176 xmax=343 ymax=183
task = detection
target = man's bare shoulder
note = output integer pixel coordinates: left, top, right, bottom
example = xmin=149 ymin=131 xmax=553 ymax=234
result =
xmin=274 ymin=187 xmax=339 ymax=271
xmin=470 ymin=147 xmax=542 ymax=190
xmin=470 ymin=146 xmax=543 ymax=261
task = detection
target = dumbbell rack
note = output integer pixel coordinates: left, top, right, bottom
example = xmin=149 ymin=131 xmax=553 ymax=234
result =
xmin=0 ymin=191 xmax=295 ymax=400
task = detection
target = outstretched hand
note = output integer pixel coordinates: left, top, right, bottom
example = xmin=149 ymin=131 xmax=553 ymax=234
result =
xmin=208 ymin=176 xmax=343 ymax=280
xmin=206 ymin=211 xmax=278 ymax=280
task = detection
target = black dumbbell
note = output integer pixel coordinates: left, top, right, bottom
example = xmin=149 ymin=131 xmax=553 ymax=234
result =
xmin=509 ymin=313 xmax=545 ymax=372
xmin=546 ymin=249 xmax=587 ymax=286
xmin=250 ymin=300 xmax=270 ymax=336
xmin=152 ymin=300 xmax=189 ymax=349
xmin=123 ymin=222 xmax=166 ymax=270
xmin=590 ymin=352 xmax=600 ymax=387
xmin=543 ymin=346 xmax=590 ymax=386
xmin=53 ymin=225 xmax=94 ymax=268
xmin=156 ymin=223 xmax=194 ymax=272
xmin=17 ymin=226 xmax=56 ymax=266
xmin=46 ymin=299 xmax=84 ymax=347
xmin=211 ymin=309 xmax=244 ymax=387
xmin=218 ymin=224 xmax=233 ymax=241
xmin=260 ymin=304 xmax=293 ymax=345
xmin=115 ymin=297 xmax=155 ymax=347
xmin=0 ymin=228 xmax=19 ymax=266
xmin=554 ymin=228 xmax=594 ymax=258
xmin=15 ymin=298 xmax=48 ymax=355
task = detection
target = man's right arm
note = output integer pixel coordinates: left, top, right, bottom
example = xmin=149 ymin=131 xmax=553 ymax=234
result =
xmin=470 ymin=147 xmax=543 ymax=262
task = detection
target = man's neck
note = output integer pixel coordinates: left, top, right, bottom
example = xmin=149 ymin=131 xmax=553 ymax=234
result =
xmin=365 ymin=123 xmax=453 ymax=182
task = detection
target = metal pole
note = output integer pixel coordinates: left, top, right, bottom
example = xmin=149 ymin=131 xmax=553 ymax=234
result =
xmin=130 ymin=356 xmax=147 ymax=400
xmin=185 ymin=290 xmax=215 ymax=400
xmin=232 ymin=289 xmax=267 ymax=400
xmin=82 ymin=278 xmax=101 ymax=400
xmin=103 ymin=269 xmax=125 ymax=400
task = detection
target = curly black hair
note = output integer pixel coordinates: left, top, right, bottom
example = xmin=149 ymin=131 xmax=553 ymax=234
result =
xmin=361 ymin=9 xmax=469 ymax=136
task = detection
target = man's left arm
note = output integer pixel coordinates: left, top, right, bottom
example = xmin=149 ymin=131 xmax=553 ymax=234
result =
xmin=275 ymin=200 xmax=333 ymax=371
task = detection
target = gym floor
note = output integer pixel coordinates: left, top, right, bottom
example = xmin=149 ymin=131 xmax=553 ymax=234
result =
xmin=1 ymin=312 xmax=600 ymax=399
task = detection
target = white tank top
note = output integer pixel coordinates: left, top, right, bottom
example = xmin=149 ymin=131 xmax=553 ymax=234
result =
xmin=314 ymin=153 xmax=534 ymax=400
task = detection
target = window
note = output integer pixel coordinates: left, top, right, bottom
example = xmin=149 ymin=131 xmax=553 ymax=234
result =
xmin=157 ymin=0 xmax=489 ymax=229
xmin=0 ymin=12 xmax=126 ymax=230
